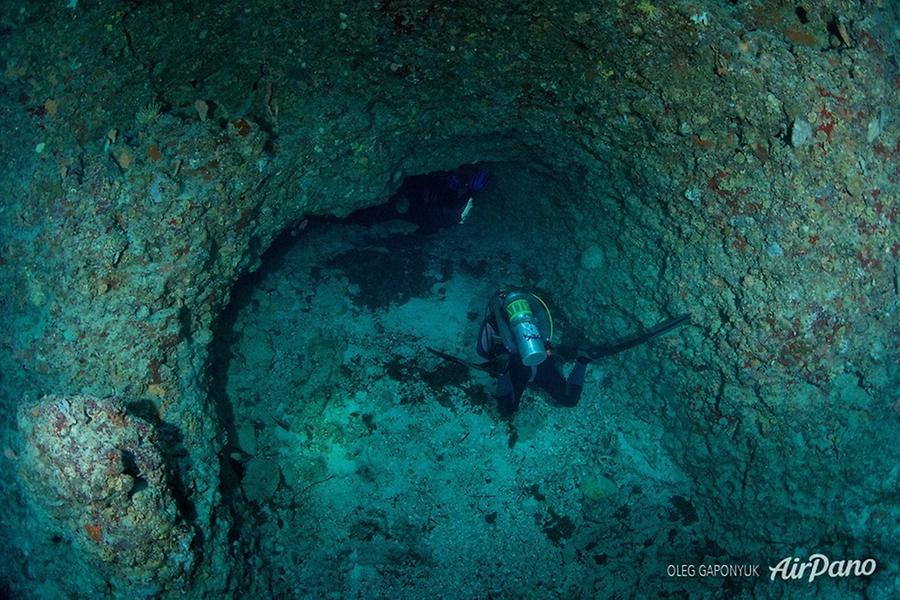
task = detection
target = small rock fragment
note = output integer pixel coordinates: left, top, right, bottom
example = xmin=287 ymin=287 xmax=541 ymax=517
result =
xmin=115 ymin=149 xmax=133 ymax=169
xmin=194 ymin=99 xmax=209 ymax=121
xmin=683 ymin=186 xmax=701 ymax=204
xmin=580 ymin=473 xmax=618 ymax=500
xmin=866 ymin=118 xmax=881 ymax=143
xmin=580 ymin=244 xmax=605 ymax=271
xmin=790 ymin=117 xmax=813 ymax=147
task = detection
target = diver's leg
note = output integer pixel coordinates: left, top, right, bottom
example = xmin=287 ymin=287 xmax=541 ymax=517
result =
xmin=496 ymin=359 xmax=530 ymax=416
xmin=534 ymin=358 xmax=588 ymax=407
xmin=494 ymin=371 xmax=518 ymax=416
xmin=562 ymin=360 xmax=588 ymax=406
xmin=533 ymin=361 xmax=568 ymax=404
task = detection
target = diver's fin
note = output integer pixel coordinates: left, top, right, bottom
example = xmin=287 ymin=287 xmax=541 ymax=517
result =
xmin=427 ymin=347 xmax=508 ymax=377
xmin=556 ymin=313 xmax=691 ymax=361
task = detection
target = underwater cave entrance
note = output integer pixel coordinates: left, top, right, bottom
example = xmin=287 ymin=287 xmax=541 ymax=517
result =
xmin=205 ymin=159 xmax=642 ymax=595
xmin=207 ymin=159 xmax=610 ymax=497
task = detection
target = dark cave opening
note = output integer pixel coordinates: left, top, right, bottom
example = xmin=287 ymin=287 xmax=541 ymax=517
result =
xmin=203 ymin=158 xmax=600 ymax=528
xmin=342 ymin=163 xmax=491 ymax=233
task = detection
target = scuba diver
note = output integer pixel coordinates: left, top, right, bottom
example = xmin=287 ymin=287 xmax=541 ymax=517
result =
xmin=429 ymin=289 xmax=690 ymax=416
xmin=476 ymin=290 xmax=586 ymax=416
xmin=348 ymin=165 xmax=489 ymax=233
xmin=403 ymin=165 xmax=488 ymax=233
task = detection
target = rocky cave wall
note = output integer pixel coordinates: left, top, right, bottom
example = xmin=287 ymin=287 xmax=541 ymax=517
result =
xmin=0 ymin=0 xmax=896 ymax=597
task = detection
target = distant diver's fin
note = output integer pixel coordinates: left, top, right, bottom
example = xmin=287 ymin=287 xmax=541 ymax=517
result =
xmin=427 ymin=347 xmax=508 ymax=378
xmin=556 ymin=313 xmax=691 ymax=361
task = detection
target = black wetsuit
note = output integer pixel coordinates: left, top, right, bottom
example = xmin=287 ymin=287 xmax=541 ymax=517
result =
xmin=476 ymin=292 xmax=588 ymax=416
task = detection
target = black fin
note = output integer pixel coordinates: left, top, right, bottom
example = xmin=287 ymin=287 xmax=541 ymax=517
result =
xmin=556 ymin=313 xmax=691 ymax=360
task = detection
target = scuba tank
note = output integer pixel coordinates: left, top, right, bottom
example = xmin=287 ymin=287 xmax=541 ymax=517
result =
xmin=500 ymin=292 xmax=548 ymax=366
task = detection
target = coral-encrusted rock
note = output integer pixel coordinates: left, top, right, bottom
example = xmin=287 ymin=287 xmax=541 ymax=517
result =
xmin=17 ymin=395 xmax=194 ymax=595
